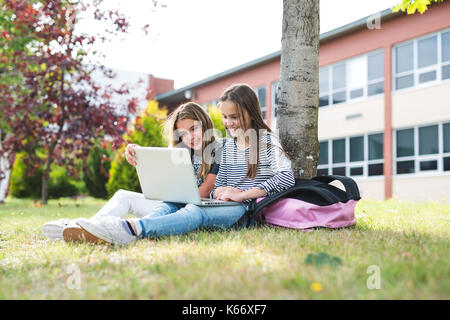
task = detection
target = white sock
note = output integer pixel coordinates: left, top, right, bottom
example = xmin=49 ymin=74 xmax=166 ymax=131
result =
xmin=129 ymin=218 xmax=143 ymax=237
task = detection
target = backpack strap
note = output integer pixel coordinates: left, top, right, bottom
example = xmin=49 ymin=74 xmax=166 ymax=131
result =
xmin=312 ymin=175 xmax=361 ymax=201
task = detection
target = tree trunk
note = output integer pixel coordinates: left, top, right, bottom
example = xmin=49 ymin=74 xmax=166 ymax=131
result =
xmin=41 ymin=156 xmax=52 ymax=205
xmin=0 ymin=154 xmax=11 ymax=204
xmin=41 ymin=66 xmax=65 ymax=205
xmin=278 ymin=0 xmax=320 ymax=179
xmin=0 ymin=129 xmax=12 ymax=203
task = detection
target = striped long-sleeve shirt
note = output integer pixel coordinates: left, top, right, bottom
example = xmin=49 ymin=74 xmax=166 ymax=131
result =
xmin=211 ymin=133 xmax=295 ymax=206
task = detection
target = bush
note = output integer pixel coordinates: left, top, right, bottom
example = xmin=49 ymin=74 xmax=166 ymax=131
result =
xmin=207 ymin=105 xmax=226 ymax=138
xmin=9 ymin=152 xmax=79 ymax=199
xmin=106 ymin=100 xmax=168 ymax=198
xmin=83 ymin=140 xmax=112 ymax=199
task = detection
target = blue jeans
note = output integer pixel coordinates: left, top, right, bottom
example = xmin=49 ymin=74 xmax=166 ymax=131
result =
xmin=135 ymin=202 xmax=247 ymax=238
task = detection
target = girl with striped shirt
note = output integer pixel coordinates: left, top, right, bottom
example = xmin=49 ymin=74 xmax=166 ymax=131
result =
xmin=72 ymin=84 xmax=295 ymax=245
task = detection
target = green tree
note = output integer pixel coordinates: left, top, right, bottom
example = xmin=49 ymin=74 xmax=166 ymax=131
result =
xmin=393 ymin=0 xmax=444 ymax=14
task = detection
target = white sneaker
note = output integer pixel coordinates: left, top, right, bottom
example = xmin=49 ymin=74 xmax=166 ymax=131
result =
xmin=75 ymin=216 xmax=137 ymax=246
xmin=42 ymin=218 xmax=72 ymax=240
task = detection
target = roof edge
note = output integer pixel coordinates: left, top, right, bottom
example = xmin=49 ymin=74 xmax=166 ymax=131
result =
xmin=156 ymin=7 xmax=401 ymax=101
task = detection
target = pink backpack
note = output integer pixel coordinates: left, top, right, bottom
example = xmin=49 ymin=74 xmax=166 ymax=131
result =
xmin=238 ymin=175 xmax=360 ymax=231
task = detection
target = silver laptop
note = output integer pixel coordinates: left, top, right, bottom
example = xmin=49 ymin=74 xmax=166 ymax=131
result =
xmin=134 ymin=147 xmax=240 ymax=206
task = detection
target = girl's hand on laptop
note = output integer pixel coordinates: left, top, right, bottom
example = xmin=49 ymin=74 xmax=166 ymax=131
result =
xmin=214 ymin=187 xmax=243 ymax=201
xmin=125 ymin=144 xmax=139 ymax=167
xmin=217 ymin=189 xmax=244 ymax=202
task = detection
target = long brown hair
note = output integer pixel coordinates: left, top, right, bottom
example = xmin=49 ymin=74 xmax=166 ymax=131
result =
xmin=164 ymin=102 xmax=216 ymax=180
xmin=219 ymin=83 xmax=285 ymax=179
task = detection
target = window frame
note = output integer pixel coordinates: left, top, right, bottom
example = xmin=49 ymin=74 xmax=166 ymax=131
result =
xmin=254 ymin=85 xmax=267 ymax=120
xmin=317 ymin=132 xmax=384 ymax=179
xmin=319 ymin=49 xmax=385 ymax=109
xmin=393 ymin=28 xmax=450 ymax=92
xmin=271 ymin=80 xmax=279 ymax=123
xmin=393 ymin=122 xmax=450 ymax=177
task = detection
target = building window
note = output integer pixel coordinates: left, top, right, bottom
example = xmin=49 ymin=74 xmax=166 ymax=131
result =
xmin=350 ymin=136 xmax=364 ymax=176
xmin=317 ymin=141 xmax=329 ymax=176
xmin=442 ymin=31 xmax=450 ymax=80
xmin=319 ymin=49 xmax=384 ymax=108
xmin=254 ymin=86 xmax=266 ymax=119
xmin=319 ymin=67 xmax=330 ymax=107
xmin=271 ymin=81 xmax=279 ymax=121
xmin=394 ymin=122 xmax=450 ymax=175
xmin=317 ymin=132 xmax=384 ymax=178
xmin=394 ymin=29 xmax=450 ymax=91
xmin=367 ymin=51 xmax=384 ymax=96
xmin=444 ymin=123 xmax=450 ymax=171
xmin=368 ymin=133 xmax=384 ymax=176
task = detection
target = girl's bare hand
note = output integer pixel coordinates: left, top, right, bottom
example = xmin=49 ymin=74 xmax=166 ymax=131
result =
xmin=125 ymin=144 xmax=139 ymax=167
xmin=217 ymin=189 xmax=243 ymax=202
xmin=213 ymin=186 xmax=242 ymax=199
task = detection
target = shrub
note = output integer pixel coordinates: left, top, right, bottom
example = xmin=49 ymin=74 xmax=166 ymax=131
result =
xmin=82 ymin=139 xmax=112 ymax=199
xmin=9 ymin=152 xmax=79 ymax=199
xmin=208 ymin=105 xmax=226 ymax=138
xmin=105 ymin=100 xmax=168 ymax=198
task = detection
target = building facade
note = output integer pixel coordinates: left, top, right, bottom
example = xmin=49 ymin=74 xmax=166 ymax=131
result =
xmin=155 ymin=3 xmax=450 ymax=202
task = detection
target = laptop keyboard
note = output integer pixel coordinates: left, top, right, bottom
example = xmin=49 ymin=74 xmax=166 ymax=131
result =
xmin=200 ymin=198 xmax=233 ymax=205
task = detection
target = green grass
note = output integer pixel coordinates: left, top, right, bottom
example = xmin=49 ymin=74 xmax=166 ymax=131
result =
xmin=0 ymin=196 xmax=448 ymax=299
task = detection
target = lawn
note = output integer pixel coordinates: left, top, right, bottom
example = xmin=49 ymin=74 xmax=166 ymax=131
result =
xmin=0 ymin=196 xmax=448 ymax=299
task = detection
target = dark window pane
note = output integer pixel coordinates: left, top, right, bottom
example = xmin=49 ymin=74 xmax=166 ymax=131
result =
xmin=258 ymin=87 xmax=266 ymax=108
xmin=418 ymin=70 xmax=436 ymax=83
xmin=350 ymin=88 xmax=364 ymax=99
xmin=333 ymin=63 xmax=346 ymax=90
xmin=333 ymin=139 xmax=345 ymax=163
xmin=419 ymin=125 xmax=438 ymax=155
xmin=396 ymin=74 xmax=414 ymax=90
xmin=368 ymin=163 xmax=383 ymax=176
xmin=317 ymin=168 xmax=329 ymax=176
xmin=332 ymin=91 xmax=346 ymax=104
xmin=395 ymin=43 xmax=414 ymax=73
xmin=350 ymin=136 xmax=364 ymax=162
xmin=368 ymin=81 xmax=384 ymax=96
xmin=272 ymin=81 xmax=279 ymax=105
xmin=368 ymin=133 xmax=383 ymax=160
xmin=332 ymin=167 xmax=346 ymax=176
xmin=262 ymin=110 xmax=266 ymax=119
xmin=319 ymin=67 xmax=329 ymax=94
xmin=350 ymin=167 xmax=363 ymax=176
xmin=444 ymin=123 xmax=450 ymax=153
xmin=420 ymin=160 xmax=437 ymax=171
xmin=397 ymin=160 xmax=415 ymax=174
xmin=418 ymin=36 xmax=437 ymax=68
xmin=319 ymin=95 xmax=329 ymax=107
xmin=368 ymin=51 xmax=384 ymax=81
xmin=443 ymin=31 xmax=450 ymax=62
xmin=442 ymin=65 xmax=450 ymax=80
xmin=444 ymin=157 xmax=450 ymax=171
xmin=397 ymin=128 xmax=414 ymax=157
xmin=318 ymin=141 xmax=328 ymax=165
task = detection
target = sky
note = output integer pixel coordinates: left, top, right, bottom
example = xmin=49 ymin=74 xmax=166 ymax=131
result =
xmin=76 ymin=0 xmax=401 ymax=89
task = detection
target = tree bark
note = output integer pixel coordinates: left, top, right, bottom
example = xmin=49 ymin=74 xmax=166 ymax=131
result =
xmin=0 ymin=130 xmax=12 ymax=203
xmin=278 ymin=0 xmax=320 ymax=179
